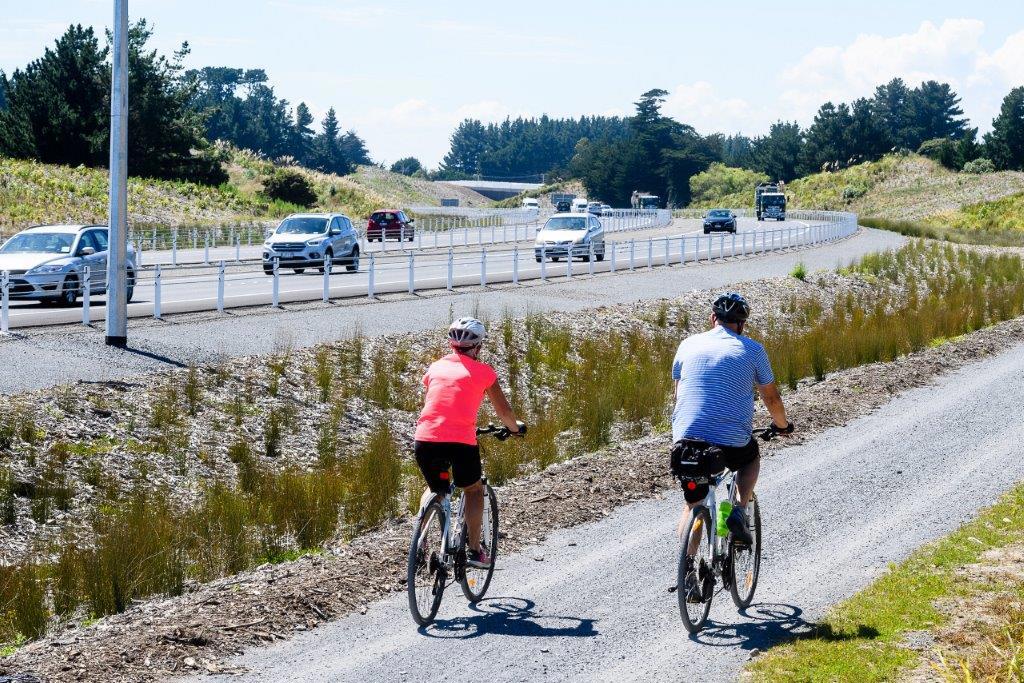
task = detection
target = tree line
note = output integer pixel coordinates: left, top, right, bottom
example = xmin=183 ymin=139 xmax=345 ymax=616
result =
xmin=0 ymin=22 xmax=371 ymax=185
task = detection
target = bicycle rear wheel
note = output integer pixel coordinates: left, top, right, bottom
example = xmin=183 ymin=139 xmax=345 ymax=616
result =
xmin=678 ymin=506 xmax=714 ymax=633
xmin=729 ymin=494 xmax=762 ymax=609
xmin=460 ymin=484 xmax=499 ymax=602
xmin=407 ymin=498 xmax=446 ymax=626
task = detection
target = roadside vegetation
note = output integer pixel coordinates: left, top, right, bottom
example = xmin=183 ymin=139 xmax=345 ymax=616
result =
xmin=747 ymin=483 xmax=1024 ymax=682
xmin=2 ymin=240 xmax=1024 ymax=648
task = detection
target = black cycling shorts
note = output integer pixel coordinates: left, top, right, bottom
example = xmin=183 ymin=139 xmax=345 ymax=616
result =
xmin=414 ymin=441 xmax=482 ymax=493
xmin=681 ymin=439 xmax=759 ymax=504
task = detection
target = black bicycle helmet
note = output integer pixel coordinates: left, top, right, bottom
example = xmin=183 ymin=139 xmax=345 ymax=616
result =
xmin=712 ymin=292 xmax=750 ymax=324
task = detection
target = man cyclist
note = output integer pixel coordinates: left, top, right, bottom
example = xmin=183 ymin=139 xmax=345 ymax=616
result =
xmin=672 ymin=293 xmax=792 ymax=584
xmin=414 ymin=317 xmax=524 ymax=569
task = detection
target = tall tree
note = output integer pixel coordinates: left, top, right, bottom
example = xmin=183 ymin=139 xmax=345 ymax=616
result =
xmin=907 ymin=80 xmax=969 ymax=143
xmin=390 ymin=156 xmax=422 ymax=175
xmin=845 ymin=97 xmax=891 ymax=163
xmin=290 ymin=101 xmax=315 ymax=163
xmin=800 ymin=102 xmax=854 ymax=174
xmin=985 ymin=87 xmax=1024 ymax=171
xmin=752 ymin=121 xmax=803 ymax=182
xmin=0 ymin=24 xmax=108 ymax=165
xmin=872 ymin=78 xmax=914 ymax=149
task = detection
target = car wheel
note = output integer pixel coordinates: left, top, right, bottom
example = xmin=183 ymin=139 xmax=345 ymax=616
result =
xmin=126 ymin=269 xmax=136 ymax=303
xmin=293 ymin=268 xmax=305 ymax=274
xmin=59 ymin=274 xmax=80 ymax=307
xmin=535 ymin=256 xmax=542 ymax=263
xmin=596 ymin=250 xmax=605 ymax=262
xmin=704 ymin=229 xmax=710 ymax=235
xmin=346 ymin=247 xmax=360 ymax=272
xmin=263 ymin=264 xmax=273 ymax=275
xmin=552 ymin=256 xmax=560 ymax=262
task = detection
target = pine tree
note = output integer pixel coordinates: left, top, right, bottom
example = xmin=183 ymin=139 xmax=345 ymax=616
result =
xmin=872 ymin=78 xmax=914 ymax=149
xmin=845 ymin=97 xmax=890 ymax=163
xmin=752 ymin=121 xmax=803 ymax=182
xmin=907 ymin=80 xmax=968 ymax=143
xmin=985 ymin=87 xmax=1024 ymax=171
xmin=800 ymin=102 xmax=854 ymax=174
xmin=291 ymin=102 xmax=315 ymax=164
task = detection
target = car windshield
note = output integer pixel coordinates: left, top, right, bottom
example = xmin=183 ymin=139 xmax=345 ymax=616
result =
xmin=544 ymin=217 xmax=587 ymax=231
xmin=276 ymin=217 xmax=328 ymax=235
xmin=764 ymin=195 xmax=785 ymax=206
xmin=0 ymin=232 xmax=74 ymax=254
xmin=708 ymin=210 xmax=731 ymax=217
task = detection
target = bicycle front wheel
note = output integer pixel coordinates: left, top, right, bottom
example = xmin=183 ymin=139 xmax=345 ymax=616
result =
xmin=407 ymin=498 xmax=446 ymax=626
xmin=729 ymin=494 xmax=762 ymax=609
xmin=678 ymin=505 xmax=714 ymax=633
xmin=460 ymin=484 xmax=499 ymax=602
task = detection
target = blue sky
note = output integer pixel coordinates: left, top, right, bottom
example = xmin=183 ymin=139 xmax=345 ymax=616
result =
xmin=2 ymin=1 xmax=1023 ymax=167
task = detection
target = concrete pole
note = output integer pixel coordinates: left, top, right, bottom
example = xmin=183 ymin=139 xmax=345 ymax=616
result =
xmin=105 ymin=0 xmax=128 ymax=346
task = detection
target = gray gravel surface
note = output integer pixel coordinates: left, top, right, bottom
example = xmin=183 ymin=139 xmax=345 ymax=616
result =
xmin=214 ymin=340 xmax=1024 ymax=683
xmin=0 ymin=227 xmax=904 ymax=394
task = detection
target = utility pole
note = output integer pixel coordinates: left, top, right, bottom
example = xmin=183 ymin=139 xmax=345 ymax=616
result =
xmin=105 ymin=0 xmax=129 ymax=346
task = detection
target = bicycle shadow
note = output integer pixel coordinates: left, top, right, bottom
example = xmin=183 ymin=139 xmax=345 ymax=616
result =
xmin=418 ymin=596 xmax=599 ymax=640
xmin=688 ymin=602 xmax=879 ymax=652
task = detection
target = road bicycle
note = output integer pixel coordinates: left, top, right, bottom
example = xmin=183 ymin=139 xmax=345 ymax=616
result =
xmin=406 ymin=424 xmax=521 ymax=626
xmin=675 ymin=427 xmax=784 ymax=633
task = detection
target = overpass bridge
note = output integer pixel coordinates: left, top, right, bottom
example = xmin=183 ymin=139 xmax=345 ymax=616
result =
xmin=445 ymin=180 xmax=543 ymax=200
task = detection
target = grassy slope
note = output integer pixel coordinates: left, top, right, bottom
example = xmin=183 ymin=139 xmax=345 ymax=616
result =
xmin=748 ymin=482 xmax=1024 ymax=682
xmin=695 ymin=154 xmax=1024 ymax=232
xmin=0 ymin=148 xmax=492 ymax=231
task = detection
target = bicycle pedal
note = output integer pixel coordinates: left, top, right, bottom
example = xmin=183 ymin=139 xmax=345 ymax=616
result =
xmin=668 ymin=585 xmax=678 ymax=593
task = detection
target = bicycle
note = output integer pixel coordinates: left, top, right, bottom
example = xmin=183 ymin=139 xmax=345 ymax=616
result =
xmin=406 ymin=423 xmax=523 ymax=626
xmin=674 ymin=426 xmax=785 ymax=633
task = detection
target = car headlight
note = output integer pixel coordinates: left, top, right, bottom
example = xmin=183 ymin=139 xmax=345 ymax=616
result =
xmin=306 ymin=238 xmax=325 ymax=246
xmin=264 ymin=241 xmax=273 ymax=248
xmin=27 ymin=264 xmax=66 ymax=275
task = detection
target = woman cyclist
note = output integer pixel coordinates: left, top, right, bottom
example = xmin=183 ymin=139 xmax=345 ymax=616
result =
xmin=414 ymin=317 xmax=524 ymax=568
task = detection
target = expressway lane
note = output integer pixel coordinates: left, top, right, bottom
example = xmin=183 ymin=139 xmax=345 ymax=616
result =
xmin=1 ymin=218 xmax=825 ymax=328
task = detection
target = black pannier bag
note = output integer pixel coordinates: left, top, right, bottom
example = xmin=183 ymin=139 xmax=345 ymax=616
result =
xmin=669 ymin=439 xmax=725 ymax=485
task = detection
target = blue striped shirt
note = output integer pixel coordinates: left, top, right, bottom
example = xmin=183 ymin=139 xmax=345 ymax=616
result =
xmin=671 ymin=325 xmax=775 ymax=447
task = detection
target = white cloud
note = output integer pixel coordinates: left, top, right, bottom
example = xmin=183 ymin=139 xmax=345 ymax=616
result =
xmin=662 ymin=81 xmax=766 ymax=135
xmin=974 ymin=30 xmax=1024 ymax=87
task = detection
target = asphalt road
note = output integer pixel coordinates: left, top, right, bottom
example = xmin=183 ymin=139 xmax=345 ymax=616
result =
xmin=0 ymin=226 xmax=904 ymax=394
xmin=211 ymin=341 xmax=1024 ymax=683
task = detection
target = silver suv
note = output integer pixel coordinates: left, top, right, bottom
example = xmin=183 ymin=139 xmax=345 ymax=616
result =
xmin=0 ymin=224 xmax=137 ymax=306
xmin=263 ymin=213 xmax=360 ymax=275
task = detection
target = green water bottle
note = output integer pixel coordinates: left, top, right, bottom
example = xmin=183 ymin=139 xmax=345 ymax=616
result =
xmin=717 ymin=502 xmax=733 ymax=537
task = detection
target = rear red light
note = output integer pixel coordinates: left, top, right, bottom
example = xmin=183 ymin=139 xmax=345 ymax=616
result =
xmin=686 ymin=481 xmax=696 ymax=490
xmin=439 ymin=471 xmax=449 ymax=480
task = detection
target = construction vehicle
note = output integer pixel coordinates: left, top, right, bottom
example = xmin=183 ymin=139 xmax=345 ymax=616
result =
xmin=755 ymin=182 xmax=787 ymax=221
xmin=631 ymin=191 xmax=660 ymax=209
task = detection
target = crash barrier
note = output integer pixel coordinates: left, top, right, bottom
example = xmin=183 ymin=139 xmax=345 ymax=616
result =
xmin=117 ymin=210 xmax=670 ymax=269
xmin=0 ymin=211 xmax=852 ymax=329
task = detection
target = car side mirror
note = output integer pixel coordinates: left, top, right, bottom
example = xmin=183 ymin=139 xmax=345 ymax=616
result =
xmin=330 ymin=228 xmax=341 ymax=236
xmin=79 ymin=246 xmax=96 ymax=256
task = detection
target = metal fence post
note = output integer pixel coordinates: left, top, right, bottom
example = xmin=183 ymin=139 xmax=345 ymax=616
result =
xmin=664 ymin=237 xmax=670 ymax=266
xmin=204 ymin=232 xmax=210 ymax=265
xmin=540 ymin=245 xmax=547 ymax=281
xmin=731 ymin=232 xmax=736 ymax=257
xmin=82 ymin=266 xmax=91 ymax=325
xmin=367 ymin=254 xmax=375 ymax=298
xmin=1 ymin=271 xmax=8 ymax=335
xmin=588 ymin=242 xmax=595 ymax=275
xmin=236 ymin=234 xmax=241 ymax=262
xmin=447 ymin=249 xmax=453 ymax=291
xmin=566 ymin=249 xmax=572 ymax=279
xmin=629 ymin=239 xmax=635 ymax=271
xmin=681 ymin=236 xmax=686 ymax=265
xmin=172 ymin=231 xmax=178 ymax=266
xmin=217 ymin=260 xmax=225 ymax=313
xmin=610 ymin=242 xmax=617 ymax=273
xmin=719 ymin=235 xmax=724 ymax=260
xmin=513 ymin=246 xmax=519 ymax=284
xmin=408 ymin=252 xmax=415 ymax=294
xmin=272 ymin=257 xmax=280 ymax=307
xmin=647 ymin=238 xmax=653 ymax=269
xmin=153 ymin=264 xmax=162 ymax=319
xmin=481 ymin=248 xmax=487 ymax=287
xmin=322 ymin=254 xmax=330 ymax=303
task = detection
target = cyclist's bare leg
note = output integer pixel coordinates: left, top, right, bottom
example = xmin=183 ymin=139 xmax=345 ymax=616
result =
xmin=463 ymin=479 xmax=484 ymax=551
xmin=734 ymin=457 xmax=760 ymax=507
xmin=679 ymin=501 xmax=702 ymax=555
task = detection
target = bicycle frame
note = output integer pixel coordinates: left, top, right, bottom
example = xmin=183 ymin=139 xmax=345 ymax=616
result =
xmin=434 ymin=484 xmax=467 ymax=575
xmin=697 ymin=471 xmax=740 ymax=567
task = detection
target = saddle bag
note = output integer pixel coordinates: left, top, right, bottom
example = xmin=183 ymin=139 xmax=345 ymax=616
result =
xmin=669 ymin=439 xmax=725 ymax=486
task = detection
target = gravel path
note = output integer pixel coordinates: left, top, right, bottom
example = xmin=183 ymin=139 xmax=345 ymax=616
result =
xmin=0 ymin=227 xmax=904 ymax=394
xmin=218 ymin=340 xmax=1024 ymax=683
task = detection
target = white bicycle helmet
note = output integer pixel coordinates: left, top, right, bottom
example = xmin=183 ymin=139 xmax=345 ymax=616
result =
xmin=448 ymin=317 xmax=487 ymax=349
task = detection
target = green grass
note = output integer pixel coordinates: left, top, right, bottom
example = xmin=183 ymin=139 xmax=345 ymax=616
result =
xmin=748 ymin=484 xmax=1024 ymax=682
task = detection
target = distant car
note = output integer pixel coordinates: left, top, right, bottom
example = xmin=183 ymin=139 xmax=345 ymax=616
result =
xmin=600 ymin=204 xmax=614 ymax=216
xmin=367 ymin=209 xmax=415 ymax=242
xmin=534 ymin=213 xmax=605 ymax=262
xmin=703 ymin=209 xmax=737 ymax=234
xmin=571 ymin=198 xmax=588 ymax=213
xmin=0 ymin=224 xmax=137 ymax=307
xmin=262 ymin=213 xmax=360 ymax=274
xmin=587 ymin=201 xmax=603 ymax=216
xmin=521 ymin=198 xmax=540 ymax=210
xmin=555 ymin=200 xmax=572 ymax=213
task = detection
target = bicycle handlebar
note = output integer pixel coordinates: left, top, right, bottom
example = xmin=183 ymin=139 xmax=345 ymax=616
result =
xmin=476 ymin=421 xmax=527 ymax=441
xmin=753 ymin=422 xmax=795 ymax=441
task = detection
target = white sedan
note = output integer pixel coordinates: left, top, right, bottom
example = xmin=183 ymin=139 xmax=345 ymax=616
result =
xmin=533 ymin=213 xmax=606 ymax=262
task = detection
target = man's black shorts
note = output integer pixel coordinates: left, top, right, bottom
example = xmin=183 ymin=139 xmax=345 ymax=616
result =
xmin=414 ymin=440 xmax=482 ymax=493
xmin=681 ymin=438 xmax=759 ymax=504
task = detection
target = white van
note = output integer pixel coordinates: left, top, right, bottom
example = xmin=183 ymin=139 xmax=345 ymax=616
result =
xmin=521 ymin=197 xmax=540 ymax=210
xmin=571 ymin=198 xmax=588 ymax=213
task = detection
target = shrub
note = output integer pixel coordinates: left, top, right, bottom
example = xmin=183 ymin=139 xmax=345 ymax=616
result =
xmin=790 ymin=262 xmax=808 ymax=281
xmin=841 ymin=184 xmax=866 ymax=200
xmin=962 ymin=158 xmax=995 ymax=174
xmin=690 ymin=163 xmax=768 ymax=205
xmin=263 ymin=169 xmax=317 ymax=208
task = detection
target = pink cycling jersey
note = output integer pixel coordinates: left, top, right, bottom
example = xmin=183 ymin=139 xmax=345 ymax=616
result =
xmin=414 ymin=353 xmax=498 ymax=445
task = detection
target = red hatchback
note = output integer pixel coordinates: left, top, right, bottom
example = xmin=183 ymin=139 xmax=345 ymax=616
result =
xmin=367 ymin=209 xmax=415 ymax=242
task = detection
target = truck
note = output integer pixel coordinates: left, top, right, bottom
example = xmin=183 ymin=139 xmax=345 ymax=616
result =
xmin=755 ymin=182 xmax=786 ymax=221
xmin=631 ymin=191 xmax=660 ymax=209
xmin=550 ymin=192 xmax=576 ymax=213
